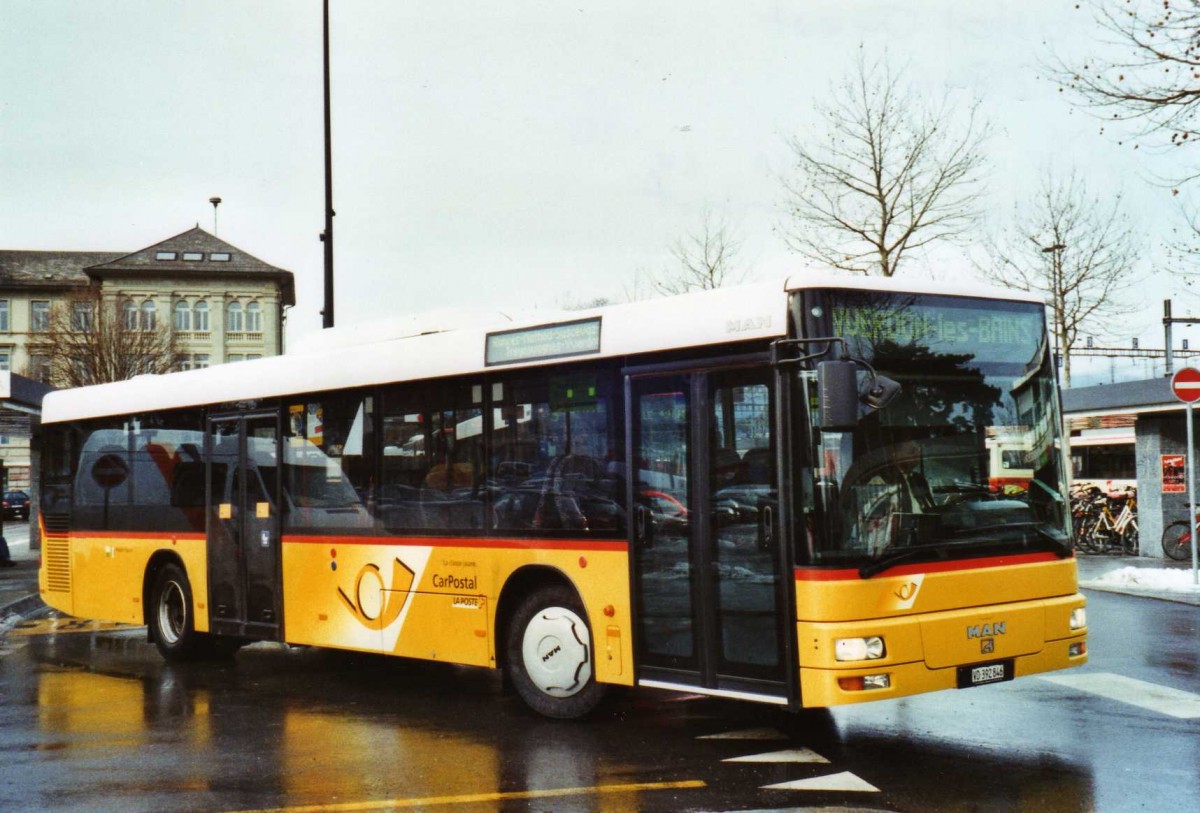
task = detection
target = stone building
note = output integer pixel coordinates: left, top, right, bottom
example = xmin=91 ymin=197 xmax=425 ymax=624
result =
xmin=0 ymin=226 xmax=294 ymax=488
xmin=1063 ymin=377 xmax=1187 ymax=558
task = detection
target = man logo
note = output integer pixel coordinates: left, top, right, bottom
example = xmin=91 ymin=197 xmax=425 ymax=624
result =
xmin=981 ymin=638 xmax=995 ymax=654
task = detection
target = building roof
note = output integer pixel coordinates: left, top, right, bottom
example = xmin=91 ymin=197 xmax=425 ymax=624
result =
xmin=0 ymin=370 xmax=54 ymax=415
xmin=85 ymin=226 xmax=295 ymax=306
xmin=1062 ymin=377 xmax=1178 ymax=415
xmin=0 ymin=250 xmax=122 ymax=288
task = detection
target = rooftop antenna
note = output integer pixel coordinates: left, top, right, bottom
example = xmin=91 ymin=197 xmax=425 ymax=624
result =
xmin=209 ymin=196 xmax=222 ymax=235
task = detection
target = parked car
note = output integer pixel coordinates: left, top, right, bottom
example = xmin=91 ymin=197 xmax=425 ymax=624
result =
xmin=3 ymin=490 xmax=30 ymax=520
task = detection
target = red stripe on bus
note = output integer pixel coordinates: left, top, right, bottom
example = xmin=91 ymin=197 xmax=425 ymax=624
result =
xmin=794 ymin=551 xmax=1064 ymax=581
xmin=283 ymin=535 xmax=629 ymax=552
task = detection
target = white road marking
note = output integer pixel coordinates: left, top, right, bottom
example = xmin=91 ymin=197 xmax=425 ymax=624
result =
xmin=1040 ymin=672 xmax=1200 ymax=719
xmin=697 ymin=727 xmax=790 ymax=741
xmin=761 ymin=771 xmax=880 ymax=793
xmin=723 ymin=748 xmax=829 ymax=764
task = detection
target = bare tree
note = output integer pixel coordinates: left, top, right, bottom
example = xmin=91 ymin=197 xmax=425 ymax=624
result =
xmin=1059 ymin=1 xmax=1200 ymax=181
xmin=28 ymin=292 xmax=183 ymax=388
xmin=981 ymin=172 xmax=1143 ymax=387
xmin=780 ymin=51 xmax=990 ymax=277
xmin=650 ymin=212 xmax=746 ymax=295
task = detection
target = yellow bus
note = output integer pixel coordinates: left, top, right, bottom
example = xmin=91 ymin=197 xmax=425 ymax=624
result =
xmin=38 ymin=275 xmax=1087 ymax=718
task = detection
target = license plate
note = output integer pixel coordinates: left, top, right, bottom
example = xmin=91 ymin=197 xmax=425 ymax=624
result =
xmin=956 ymin=660 xmax=1012 ymax=688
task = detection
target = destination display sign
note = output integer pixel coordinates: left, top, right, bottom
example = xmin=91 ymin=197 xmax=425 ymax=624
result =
xmin=485 ymin=317 xmax=602 ymax=366
xmin=830 ymin=297 xmax=1043 ymax=364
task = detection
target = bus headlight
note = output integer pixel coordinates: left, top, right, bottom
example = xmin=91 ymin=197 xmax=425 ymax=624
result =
xmin=834 ymin=636 xmax=886 ymax=661
xmin=1070 ymin=608 xmax=1087 ymax=631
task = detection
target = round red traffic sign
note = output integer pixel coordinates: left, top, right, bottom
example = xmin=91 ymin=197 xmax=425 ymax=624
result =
xmin=1172 ymin=367 xmax=1200 ymax=403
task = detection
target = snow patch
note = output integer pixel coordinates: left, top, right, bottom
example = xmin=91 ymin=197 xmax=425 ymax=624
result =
xmin=1087 ymin=566 xmax=1200 ymax=595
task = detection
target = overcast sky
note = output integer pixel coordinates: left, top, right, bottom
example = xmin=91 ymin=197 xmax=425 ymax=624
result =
xmin=2 ymin=1 xmax=1195 ymax=381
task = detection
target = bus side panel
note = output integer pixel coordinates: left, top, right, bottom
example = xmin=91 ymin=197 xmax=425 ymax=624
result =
xmin=280 ymin=537 xmax=635 ymax=686
xmin=63 ymin=534 xmax=210 ymax=631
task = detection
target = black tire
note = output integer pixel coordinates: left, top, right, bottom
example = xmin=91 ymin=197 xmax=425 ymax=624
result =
xmin=504 ymin=585 xmax=608 ymax=719
xmin=150 ymin=563 xmax=212 ymax=661
xmin=1162 ymin=521 xmax=1193 ymax=561
xmin=1121 ymin=525 xmax=1139 ymax=556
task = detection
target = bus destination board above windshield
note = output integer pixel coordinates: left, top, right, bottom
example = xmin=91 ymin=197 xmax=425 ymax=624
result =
xmin=485 ymin=317 xmax=602 ymax=366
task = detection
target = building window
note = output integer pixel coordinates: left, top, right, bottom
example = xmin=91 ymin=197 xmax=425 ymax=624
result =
xmin=227 ymin=353 xmax=245 ymax=363
xmin=0 ymin=300 xmax=9 ymax=332
xmin=30 ymin=301 xmax=50 ymax=332
xmin=193 ymin=353 xmax=210 ymax=369
xmin=71 ymin=301 xmax=94 ymax=331
xmin=156 ymin=251 xmax=177 ymax=261
xmin=140 ymin=300 xmax=157 ymax=331
xmin=210 ymin=252 xmax=231 ymax=262
xmin=193 ymin=300 xmax=209 ymax=332
xmin=0 ymin=351 xmax=10 ymax=371
xmin=183 ymin=252 xmax=203 ymax=261
xmin=173 ymin=300 xmax=191 ymax=331
xmin=30 ymin=353 xmax=50 ymax=383
xmin=123 ymin=300 xmax=138 ymax=330
xmin=227 ymin=302 xmax=243 ymax=332
xmin=246 ymin=301 xmax=262 ymax=332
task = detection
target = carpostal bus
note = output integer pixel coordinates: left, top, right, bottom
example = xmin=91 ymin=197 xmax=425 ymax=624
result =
xmin=38 ymin=275 xmax=1087 ymax=719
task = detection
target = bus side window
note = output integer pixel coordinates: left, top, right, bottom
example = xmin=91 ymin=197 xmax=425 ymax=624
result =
xmin=282 ymin=395 xmax=376 ymax=531
xmin=490 ymin=373 xmax=623 ymax=536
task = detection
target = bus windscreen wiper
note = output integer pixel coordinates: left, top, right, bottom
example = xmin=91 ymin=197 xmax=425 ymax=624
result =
xmin=858 ymin=545 xmax=944 ymax=579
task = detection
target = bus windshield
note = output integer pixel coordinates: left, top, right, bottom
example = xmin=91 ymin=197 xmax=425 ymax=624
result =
xmin=798 ymin=290 xmax=1071 ymax=572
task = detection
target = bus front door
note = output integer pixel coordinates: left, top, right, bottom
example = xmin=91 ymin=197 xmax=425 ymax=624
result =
xmin=630 ymin=368 xmax=788 ymax=701
xmin=206 ymin=413 xmax=282 ymax=641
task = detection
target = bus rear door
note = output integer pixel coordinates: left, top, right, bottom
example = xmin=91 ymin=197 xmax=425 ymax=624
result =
xmin=206 ymin=412 xmax=283 ymax=641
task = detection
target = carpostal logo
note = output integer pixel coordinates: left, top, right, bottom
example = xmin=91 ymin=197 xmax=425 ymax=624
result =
xmin=432 ymin=573 xmax=477 ymax=591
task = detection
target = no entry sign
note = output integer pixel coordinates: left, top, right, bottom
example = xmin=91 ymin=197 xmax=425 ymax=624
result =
xmin=1172 ymin=367 xmax=1200 ymax=404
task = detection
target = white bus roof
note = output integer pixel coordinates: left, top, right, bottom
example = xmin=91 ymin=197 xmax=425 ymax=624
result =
xmin=41 ymin=273 xmax=1044 ymax=425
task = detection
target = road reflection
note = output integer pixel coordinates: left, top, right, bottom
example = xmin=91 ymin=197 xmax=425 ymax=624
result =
xmin=17 ymin=629 xmax=668 ymax=812
xmin=17 ymin=610 xmax=1182 ymax=811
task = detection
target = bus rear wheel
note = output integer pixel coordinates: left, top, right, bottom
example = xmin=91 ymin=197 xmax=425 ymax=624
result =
xmin=151 ymin=563 xmax=211 ymax=661
xmin=505 ymin=585 xmax=607 ymax=719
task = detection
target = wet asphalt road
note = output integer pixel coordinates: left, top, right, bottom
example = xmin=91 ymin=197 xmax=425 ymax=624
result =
xmin=1 ymin=588 xmax=1197 ymax=813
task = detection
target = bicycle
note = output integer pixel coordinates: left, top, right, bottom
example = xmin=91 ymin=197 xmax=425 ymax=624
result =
xmin=1162 ymin=513 xmax=1198 ymax=561
xmin=1071 ymin=485 xmax=1138 ymax=555
xmin=1110 ymin=489 xmax=1138 ymax=555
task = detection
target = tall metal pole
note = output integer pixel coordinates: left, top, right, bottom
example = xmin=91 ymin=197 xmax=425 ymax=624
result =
xmin=322 ymin=0 xmax=335 ymax=328
xmin=1165 ymin=299 xmax=1174 ymax=377
xmin=1189 ymin=403 xmax=1199 ymax=585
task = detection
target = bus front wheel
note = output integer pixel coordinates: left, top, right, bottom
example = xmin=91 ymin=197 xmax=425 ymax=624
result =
xmin=150 ymin=563 xmax=209 ymax=661
xmin=505 ymin=585 xmax=607 ymax=719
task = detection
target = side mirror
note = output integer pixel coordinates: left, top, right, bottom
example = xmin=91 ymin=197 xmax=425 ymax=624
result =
xmin=817 ymin=360 xmax=859 ymax=430
xmin=817 ymin=361 xmax=903 ymax=430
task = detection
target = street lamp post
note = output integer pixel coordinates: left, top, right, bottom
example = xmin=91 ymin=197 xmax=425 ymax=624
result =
xmin=1042 ymin=242 xmax=1067 ymax=383
xmin=321 ymin=0 xmax=335 ymax=329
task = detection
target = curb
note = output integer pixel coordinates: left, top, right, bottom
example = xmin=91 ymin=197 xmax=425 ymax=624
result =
xmin=1079 ymin=581 xmax=1200 ymax=606
xmin=0 ymin=594 xmax=50 ymax=635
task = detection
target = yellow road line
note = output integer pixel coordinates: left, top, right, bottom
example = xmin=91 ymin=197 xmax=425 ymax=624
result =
xmin=226 ymin=779 xmax=707 ymax=813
